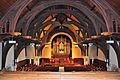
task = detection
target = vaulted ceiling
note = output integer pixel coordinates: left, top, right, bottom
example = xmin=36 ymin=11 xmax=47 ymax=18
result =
xmin=0 ymin=0 xmax=17 ymax=18
xmin=0 ymin=0 xmax=120 ymax=18
xmin=105 ymin=0 xmax=120 ymax=15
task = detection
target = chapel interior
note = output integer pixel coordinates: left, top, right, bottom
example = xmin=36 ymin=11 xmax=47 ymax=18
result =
xmin=0 ymin=0 xmax=120 ymax=73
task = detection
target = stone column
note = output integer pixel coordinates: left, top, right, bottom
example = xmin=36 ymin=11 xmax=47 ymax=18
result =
xmin=29 ymin=59 xmax=32 ymax=64
xmin=88 ymin=43 xmax=93 ymax=64
xmin=83 ymin=44 xmax=88 ymax=65
xmin=117 ymin=41 xmax=119 ymax=46
xmin=0 ymin=27 xmax=2 ymax=34
xmin=5 ymin=45 xmax=15 ymax=71
xmin=87 ymin=45 xmax=90 ymax=65
xmin=0 ymin=42 xmax=2 ymax=70
xmin=88 ymin=44 xmax=98 ymax=64
xmin=108 ymin=45 xmax=119 ymax=71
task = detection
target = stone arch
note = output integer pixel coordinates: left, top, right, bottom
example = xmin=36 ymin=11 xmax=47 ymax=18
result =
xmin=2 ymin=43 xmax=13 ymax=69
xmin=109 ymin=45 xmax=119 ymax=68
xmin=1 ymin=0 xmax=32 ymax=32
xmin=91 ymin=0 xmax=120 ymax=32
xmin=41 ymin=21 xmax=79 ymax=43
xmin=5 ymin=45 xmax=15 ymax=71
xmin=50 ymin=32 xmax=74 ymax=43
xmin=110 ymin=41 xmax=120 ymax=68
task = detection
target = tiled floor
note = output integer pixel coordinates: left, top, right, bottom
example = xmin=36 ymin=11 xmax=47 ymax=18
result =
xmin=0 ymin=71 xmax=120 ymax=80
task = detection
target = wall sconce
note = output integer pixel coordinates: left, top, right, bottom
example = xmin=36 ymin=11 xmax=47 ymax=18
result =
xmin=9 ymin=40 xmax=16 ymax=44
xmin=36 ymin=44 xmax=40 ymax=47
xmin=88 ymin=43 xmax=93 ymax=46
xmin=83 ymin=44 xmax=87 ymax=46
xmin=106 ymin=40 xmax=114 ymax=44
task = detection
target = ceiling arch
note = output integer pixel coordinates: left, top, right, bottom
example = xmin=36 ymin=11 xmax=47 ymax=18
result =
xmin=27 ymin=11 xmax=95 ymax=39
xmin=16 ymin=0 xmax=106 ymax=36
xmin=50 ymin=32 xmax=74 ymax=42
xmin=0 ymin=0 xmax=120 ymax=18
xmin=0 ymin=0 xmax=120 ymax=35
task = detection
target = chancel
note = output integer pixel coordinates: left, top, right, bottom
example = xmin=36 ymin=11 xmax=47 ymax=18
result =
xmin=0 ymin=0 xmax=120 ymax=80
